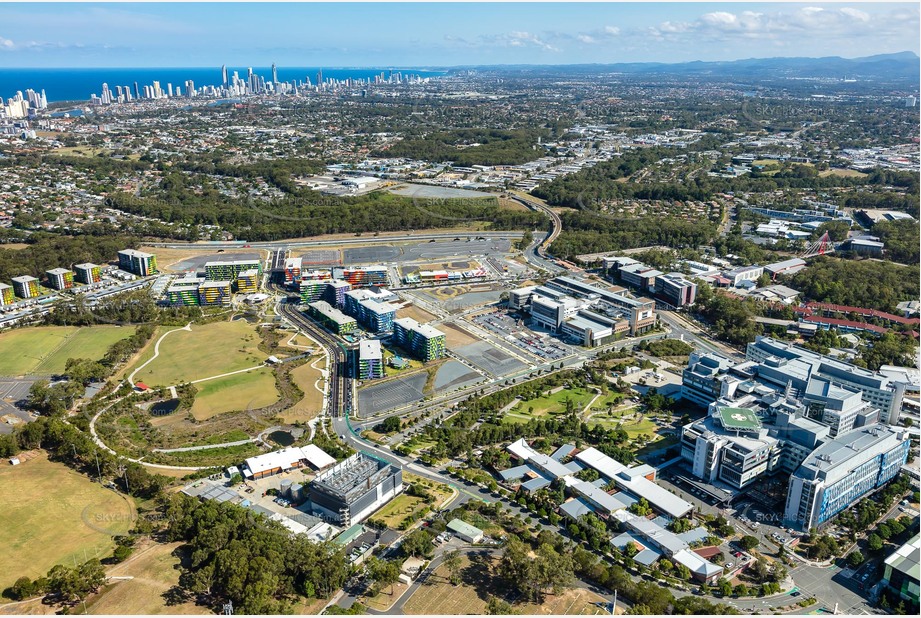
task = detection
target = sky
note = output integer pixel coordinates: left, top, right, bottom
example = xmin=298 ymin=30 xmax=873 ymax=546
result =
xmin=0 ymin=2 xmax=918 ymax=68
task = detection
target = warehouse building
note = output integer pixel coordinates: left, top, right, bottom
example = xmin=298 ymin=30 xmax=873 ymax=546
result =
xmin=447 ymin=519 xmax=484 ymax=543
xmin=309 ymin=453 xmax=403 ymax=526
xmin=242 ymin=444 xmax=336 ymax=480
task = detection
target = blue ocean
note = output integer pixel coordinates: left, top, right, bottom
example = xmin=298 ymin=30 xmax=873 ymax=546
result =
xmin=0 ymin=67 xmax=447 ymax=103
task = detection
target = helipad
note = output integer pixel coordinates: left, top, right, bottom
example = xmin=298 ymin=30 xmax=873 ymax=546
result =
xmin=716 ymin=406 xmax=762 ymax=431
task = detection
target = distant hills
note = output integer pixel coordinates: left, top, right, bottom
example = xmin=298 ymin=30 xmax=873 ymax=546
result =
xmin=460 ymin=52 xmax=920 ymax=81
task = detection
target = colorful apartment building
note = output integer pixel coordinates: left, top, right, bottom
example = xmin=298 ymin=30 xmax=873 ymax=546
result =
xmin=205 ymin=260 xmax=263 ymax=281
xmin=166 ymin=283 xmax=201 ymax=306
xmin=0 ymin=283 xmax=14 ymax=306
xmin=392 ymin=317 xmax=446 ymax=362
xmin=118 ymin=249 xmax=158 ymax=277
xmin=284 ymin=257 xmax=303 ymax=286
xmin=336 ymin=265 xmax=389 ymax=289
xmin=46 ymin=268 xmax=74 ymax=291
xmin=307 ymin=301 xmax=357 ymax=335
xmin=343 ymin=288 xmax=398 ymax=333
xmin=11 ymin=275 xmax=40 ymax=299
xmin=299 ymin=270 xmax=332 ymax=303
xmin=166 ymin=276 xmax=204 ymax=306
xmin=325 ymin=279 xmax=352 ymax=308
xmin=199 ymin=281 xmax=232 ymax=306
xmin=74 ymin=263 xmax=102 ymax=285
xmin=357 ymin=340 xmax=385 ymax=380
xmin=236 ymin=269 xmax=259 ymax=294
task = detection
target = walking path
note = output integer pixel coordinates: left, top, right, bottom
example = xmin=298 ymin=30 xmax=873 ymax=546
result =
xmin=127 ymin=323 xmax=191 ymax=386
xmin=152 ymin=438 xmax=255 ymax=453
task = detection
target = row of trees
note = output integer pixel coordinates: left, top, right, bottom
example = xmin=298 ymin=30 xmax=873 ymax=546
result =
xmin=0 ymin=233 xmax=139 ymax=282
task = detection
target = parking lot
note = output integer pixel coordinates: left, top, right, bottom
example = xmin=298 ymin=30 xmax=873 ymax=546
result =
xmin=0 ymin=378 xmax=38 ymax=435
xmin=358 ymin=373 xmax=428 ymax=416
xmin=453 ymin=341 xmax=527 ymax=377
xmin=471 ymin=310 xmax=571 ymax=361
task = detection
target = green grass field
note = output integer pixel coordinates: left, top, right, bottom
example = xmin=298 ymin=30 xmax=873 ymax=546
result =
xmin=0 ymin=326 xmax=132 ymax=376
xmin=0 ymin=452 xmax=134 ymax=590
xmin=586 ymin=414 xmax=657 ymax=438
xmin=504 ymin=387 xmax=624 ymax=425
xmin=189 ymin=367 xmax=279 ymax=420
xmin=129 ymin=321 xmax=266 ymax=386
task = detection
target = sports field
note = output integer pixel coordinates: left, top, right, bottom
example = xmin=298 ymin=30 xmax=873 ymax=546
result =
xmin=83 ymin=542 xmax=208 ymax=615
xmin=0 ymin=452 xmax=134 ymax=590
xmin=0 ymin=326 xmax=132 ymax=376
xmin=402 ymin=554 xmax=607 ymax=615
xmin=128 ymin=321 xmax=266 ymax=386
xmin=189 ymin=367 xmax=279 ymax=420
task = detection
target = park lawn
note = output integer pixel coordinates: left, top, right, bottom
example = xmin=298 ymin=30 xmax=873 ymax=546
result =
xmin=279 ymin=359 xmax=325 ymax=424
xmin=373 ymin=493 xmax=425 ymax=528
xmin=130 ymin=321 xmax=265 ymax=386
xmin=586 ymin=414 xmax=657 ymax=439
xmin=189 ymin=367 xmax=279 ymax=420
xmin=0 ymin=452 xmax=134 ymax=590
xmin=506 ymin=387 xmax=598 ymax=423
xmin=371 ymin=475 xmax=453 ymax=528
xmin=820 ymin=168 xmax=867 ymax=178
xmin=34 ymin=326 xmax=133 ymax=374
xmin=83 ymin=541 xmax=208 ymax=615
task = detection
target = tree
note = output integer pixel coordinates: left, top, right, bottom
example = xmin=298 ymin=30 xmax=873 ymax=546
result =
xmin=366 ymin=557 xmax=400 ymax=595
xmin=739 ymin=535 xmax=760 ymax=551
xmin=629 ymin=498 xmax=652 ymax=517
xmin=486 ymin=595 xmax=516 ymax=615
xmin=401 ymin=529 xmax=434 ymax=558
xmin=718 ymin=578 xmax=733 ymax=597
xmin=868 ymin=534 xmax=884 ymax=552
xmin=733 ymin=583 xmax=749 ymax=597
xmin=444 ymin=550 xmax=462 ymax=586
xmin=847 ymin=550 xmax=865 ymax=568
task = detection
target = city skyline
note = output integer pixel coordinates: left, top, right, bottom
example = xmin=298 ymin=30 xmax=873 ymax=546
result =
xmin=0 ymin=2 xmax=918 ymax=68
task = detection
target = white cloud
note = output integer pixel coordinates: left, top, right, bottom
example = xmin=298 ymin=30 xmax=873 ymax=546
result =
xmin=577 ymin=34 xmax=596 ymax=44
xmin=604 ymin=26 xmax=620 ymax=36
xmin=0 ymin=36 xmax=14 ymax=49
xmin=645 ymin=5 xmax=918 ymax=44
